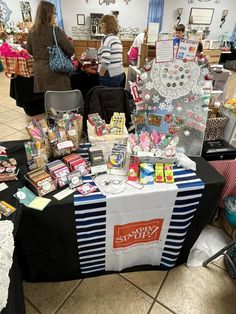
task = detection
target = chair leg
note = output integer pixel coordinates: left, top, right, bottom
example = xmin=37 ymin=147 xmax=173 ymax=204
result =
xmin=202 ymin=241 xmax=235 ymax=266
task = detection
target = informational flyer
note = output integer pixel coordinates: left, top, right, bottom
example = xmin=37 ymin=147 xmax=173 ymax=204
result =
xmin=147 ymin=22 xmax=159 ymax=43
xmin=176 ymin=39 xmax=199 ymax=61
xmin=155 ymin=40 xmax=174 ymax=63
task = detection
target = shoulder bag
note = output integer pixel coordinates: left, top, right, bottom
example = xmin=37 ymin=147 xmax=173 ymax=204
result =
xmin=48 ymin=26 xmax=74 ymax=73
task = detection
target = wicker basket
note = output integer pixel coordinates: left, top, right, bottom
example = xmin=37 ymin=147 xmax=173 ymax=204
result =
xmin=204 ymin=113 xmax=228 ymax=141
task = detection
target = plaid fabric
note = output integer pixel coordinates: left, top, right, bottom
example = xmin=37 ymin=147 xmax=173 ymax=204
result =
xmin=0 ymin=56 xmax=33 ymax=78
xmin=209 ymin=160 xmax=236 ymax=207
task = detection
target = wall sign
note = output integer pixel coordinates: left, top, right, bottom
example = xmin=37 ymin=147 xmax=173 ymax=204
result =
xmin=189 ymin=7 xmax=214 ymax=25
xmin=0 ymin=0 xmax=12 ymax=24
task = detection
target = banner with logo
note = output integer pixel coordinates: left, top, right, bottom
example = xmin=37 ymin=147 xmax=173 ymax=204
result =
xmin=74 ymin=144 xmax=205 ymax=274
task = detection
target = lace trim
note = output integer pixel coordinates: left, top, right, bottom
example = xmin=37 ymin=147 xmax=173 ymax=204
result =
xmin=0 ymin=220 xmax=14 ymax=312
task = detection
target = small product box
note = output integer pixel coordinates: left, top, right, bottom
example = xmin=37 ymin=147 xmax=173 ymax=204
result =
xmin=76 ymin=183 xmax=97 ymax=195
xmin=89 ymin=148 xmax=107 ymax=174
xmin=139 ymin=163 xmax=154 ymax=185
xmin=164 ymin=163 xmax=174 ymax=183
xmin=63 ymin=153 xmax=87 ymax=175
xmin=155 ymin=163 xmax=164 ymax=182
xmin=88 ymin=113 xmax=109 ymax=136
xmin=0 ymin=157 xmax=19 ymax=182
xmin=127 ymin=156 xmax=139 ymax=181
xmin=25 ymin=168 xmax=57 ymax=196
xmin=47 ymin=159 xmax=70 ymax=187
xmin=67 ymin=171 xmax=83 ymax=189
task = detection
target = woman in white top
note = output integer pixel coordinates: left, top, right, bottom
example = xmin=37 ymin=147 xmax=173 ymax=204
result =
xmin=98 ymin=15 xmax=125 ymax=87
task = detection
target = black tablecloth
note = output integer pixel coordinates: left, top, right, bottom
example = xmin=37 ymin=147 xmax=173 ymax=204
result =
xmin=0 ymin=140 xmax=223 ymax=282
xmin=0 ymin=141 xmax=26 ymax=314
xmin=10 ymin=75 xmax=45 ymax=116
xmin=9 ymin=71 xmax=99 ymax=116
xmin=69 ymin=71 xmax=99 ymax=99
xmin=219 ymin=48 xmax=236 ymax=64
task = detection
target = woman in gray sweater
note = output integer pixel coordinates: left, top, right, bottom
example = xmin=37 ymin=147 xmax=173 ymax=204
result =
xmin=27 ymin=1 xmax=74 ymax=93
xmin=98 ymin=15 xmax=125 ymax=87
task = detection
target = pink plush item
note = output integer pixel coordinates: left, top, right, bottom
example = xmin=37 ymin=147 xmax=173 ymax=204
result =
xmin=128 ymin=47 xmax=138 ymax=64
xmin=0 ymin=43 xmax=31 ymax=59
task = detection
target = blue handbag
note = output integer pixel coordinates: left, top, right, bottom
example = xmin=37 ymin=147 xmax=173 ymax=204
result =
xmin=48 ymin=27 xmax=74 ymax=73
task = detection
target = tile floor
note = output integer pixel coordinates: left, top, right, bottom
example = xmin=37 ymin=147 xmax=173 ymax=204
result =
xmin=1 ymin=71 xmax=236 ymax=314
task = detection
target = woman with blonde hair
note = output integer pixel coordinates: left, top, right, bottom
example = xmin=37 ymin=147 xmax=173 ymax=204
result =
xmin=98 ymin=15 xmax=125 ymax=87
xmin=27 ymin=1 xmax=74 ymax=93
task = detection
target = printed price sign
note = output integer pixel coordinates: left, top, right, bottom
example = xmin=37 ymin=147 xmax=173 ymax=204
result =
xmin=176 ymin=40 xmax=198 ymax=61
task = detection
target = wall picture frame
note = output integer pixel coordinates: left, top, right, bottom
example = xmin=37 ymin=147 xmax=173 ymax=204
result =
xmin=189 ymin=8 xmax=214 ymax=25
xmin=77 ymin=14 xmax=85 ymax=25
xmin=20 ymin=1 xmax=32 ymax=22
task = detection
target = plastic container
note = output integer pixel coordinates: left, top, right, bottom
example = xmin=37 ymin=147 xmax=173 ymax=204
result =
xmin=224 ymin=196 xmax=236 ymax=227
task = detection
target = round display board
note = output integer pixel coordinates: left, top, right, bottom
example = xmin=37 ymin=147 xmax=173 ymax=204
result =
xmin=151 ymin=59 xmax=200 ymax=99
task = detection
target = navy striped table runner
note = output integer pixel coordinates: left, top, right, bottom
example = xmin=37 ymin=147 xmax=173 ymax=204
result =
xmin=74 ymin=144 xmax=204 ymax=274
xmin=160 ymin=167 xmax=204 ymax=268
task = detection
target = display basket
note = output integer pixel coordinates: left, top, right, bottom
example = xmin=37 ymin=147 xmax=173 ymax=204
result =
xmin=204 ymin=113 xmax=228 ymax=141
xmin=0 ymin=56 xmax=33 ymax=78
xmin=87 ymin=121 xmax=129 ymax=144
xmin=132 ymin=153 xmax=176 ymax=164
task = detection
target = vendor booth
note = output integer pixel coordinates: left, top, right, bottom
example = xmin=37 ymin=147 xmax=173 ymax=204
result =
xmin=0 ymin=140 xmax=224 ymax=282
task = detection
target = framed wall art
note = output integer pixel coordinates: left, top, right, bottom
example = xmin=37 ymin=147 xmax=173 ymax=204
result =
xmin=20 ymin=1 xmax=32 ymax=22
xmin=189 ymin=7 xmax=214 ymax=25
xmin=77 ymin=14 xmax=85 ymax=25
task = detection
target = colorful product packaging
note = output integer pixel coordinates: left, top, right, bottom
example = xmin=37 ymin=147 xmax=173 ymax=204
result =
xmin=0 ymin=201 xmax=16 ymax=217
xmin=127 ymin=157 xmax=139 ymax=181
xmin=109 ymin=112 xmax=125 ymax=135
xmin=139 ymin=163 xmax=154 ymax=185
xmin=88 ymin=113 xmax=109 ymax=136
xmin=67 ymin=171 xmax=83 ymax=189
xmin=155 ymin=163 xmax=164 ymax=182
xmin=164 ymin=163 xmax=174 ymax=183
xmin=76 ymin=183 xmax=97 ymax=195
xmin=26 ymin=168 xmax=57 ymax=195
xmin=47 ymin=159 xmax=70 ymax=187
xmin=63 ymin=153 xmax=88 ymax=175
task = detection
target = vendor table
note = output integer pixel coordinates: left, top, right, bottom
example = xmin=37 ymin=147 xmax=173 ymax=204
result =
xmin=0 ymin=141 xmax=26 ymax=314
xmin=219 ymin=48 xmax=236 ymax=65
xmin=1 ymin=140 xmax=223 ymax=282
xmin=9 ymin=70 xmax=99 ymax=116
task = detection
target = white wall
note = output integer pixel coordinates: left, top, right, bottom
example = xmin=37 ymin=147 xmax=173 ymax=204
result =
xmin=4 ymin=0 xmax=39 ymax=24
xmin=163 ymin=0 xmax=236 ymax=39
xmin=61 ymin=0 xmax=149 ymax=37
xmin=6 ymin=0 xmax=235 ymax=40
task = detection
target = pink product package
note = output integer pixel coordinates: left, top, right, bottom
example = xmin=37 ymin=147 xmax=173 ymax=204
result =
xmin=76 ymin=183 xmax=97 ymax=195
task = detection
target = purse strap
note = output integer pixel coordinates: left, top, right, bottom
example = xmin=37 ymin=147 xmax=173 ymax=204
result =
xmin=52 ymin=26 xmax=65 ymax=67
